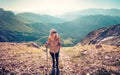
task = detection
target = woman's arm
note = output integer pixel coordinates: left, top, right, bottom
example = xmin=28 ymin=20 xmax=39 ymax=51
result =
xmin=45 ymin=38 xmax=50 ymax=47
xmin=58 ymin=37 xmax=61 ymax=47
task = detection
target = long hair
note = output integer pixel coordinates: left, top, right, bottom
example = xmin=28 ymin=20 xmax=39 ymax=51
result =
xmin=49 ymin=29 xmax=59 ymax=41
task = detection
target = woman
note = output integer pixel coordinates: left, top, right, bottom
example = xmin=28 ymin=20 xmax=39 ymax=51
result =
xmin=45 ymin=29 xmax=61 ymax=75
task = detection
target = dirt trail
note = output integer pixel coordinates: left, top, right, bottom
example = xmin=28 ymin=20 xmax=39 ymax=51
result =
xmin=40 ymin=48 xmax=75 ymax=75
xmin=59 ymin=53 xmax=74 ymax=75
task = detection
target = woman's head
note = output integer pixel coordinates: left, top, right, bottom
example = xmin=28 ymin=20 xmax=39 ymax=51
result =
xmin=49 ymin=29 xmax=58 ymax=39
xmin=50 ymin=29 xmax=57 ymax=34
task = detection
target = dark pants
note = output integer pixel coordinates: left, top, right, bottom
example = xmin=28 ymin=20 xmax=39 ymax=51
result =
xmin=50 ymin=52 xmax=59 ymax=68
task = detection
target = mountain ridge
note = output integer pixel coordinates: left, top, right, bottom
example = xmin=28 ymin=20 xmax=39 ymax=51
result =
xmin=79 ymin=24 xmax=120 ymax=46
xmin=62 ymin=8 xmax=120 ymax=20
xmin=17 ymin=12 xmax=65 ymax=23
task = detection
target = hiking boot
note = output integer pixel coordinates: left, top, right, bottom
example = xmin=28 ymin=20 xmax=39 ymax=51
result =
xmin=56 ymin=68 xmax=59 ymax=75
xmin=50 ymin=67 xmax=55 ymax=75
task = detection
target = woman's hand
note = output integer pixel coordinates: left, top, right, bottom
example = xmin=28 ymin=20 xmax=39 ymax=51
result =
xmin=45 ymin=43 xmax=48 ymax=48
xmin=58 ymin=46 xmax=61 ymax=50
xmin=45 ymin=42 xmax=49 ymax=48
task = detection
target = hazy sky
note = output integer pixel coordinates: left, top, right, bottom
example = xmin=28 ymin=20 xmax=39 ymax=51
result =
xmin=0 ymin=0 xmax=120 ymax=15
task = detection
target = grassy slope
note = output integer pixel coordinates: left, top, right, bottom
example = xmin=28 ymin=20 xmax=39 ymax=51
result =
xmin=0 ymin=42 xmax=120 ymax=75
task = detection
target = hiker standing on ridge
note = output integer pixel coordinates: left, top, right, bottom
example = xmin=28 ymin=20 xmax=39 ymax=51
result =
xmin=45 ymin=29 xmax=61 ymax=75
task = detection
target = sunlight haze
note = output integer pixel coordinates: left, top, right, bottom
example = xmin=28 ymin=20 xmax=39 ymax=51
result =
xmin=0 ymin=0 xmax=120 ymax=16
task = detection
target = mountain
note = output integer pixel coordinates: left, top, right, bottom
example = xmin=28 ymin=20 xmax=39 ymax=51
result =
xmin=1 ymin=8 xmax=120 ymax=46
xmin=29 ymin=15 xmax=120 ymax=46
xmin=0 ymin=8 xmax=61 ymax=44
xmin=57 ymin=15 xmax=120 ymax=46
xmin=0 ymin=8 xmax=33 ymax=32
xmin=63 ymin=8 xmax=120 ymax=20
xmin=0 ymin=8 xmax=38 ymax=42
xmin=79 ymin=24 xmax=120 ymax=46
xmin=17 ymin=12 xmax=65 ymax=23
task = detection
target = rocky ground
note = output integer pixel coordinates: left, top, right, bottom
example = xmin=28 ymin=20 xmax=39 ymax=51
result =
xmin=0 ymin=42 xmax=120 ymax=75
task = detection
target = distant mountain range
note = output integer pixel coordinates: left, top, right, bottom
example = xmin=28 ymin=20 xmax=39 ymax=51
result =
xmin=0 ymin=8 xmax=120 ymax=46
xmin=62 ymin=8 xmax=120 ymax=20
xmin=17 ymin=12 xmax=65 ymax=23
xmin=79 ymin=24 xmax=120 ymax=46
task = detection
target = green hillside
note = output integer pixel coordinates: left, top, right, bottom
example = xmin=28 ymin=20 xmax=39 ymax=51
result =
xmin=28 ymin=15 xmax=120 ymax=46
xmin=56 ymin=15 xmax=120 ymax=46
xmin=0 ymin=8 xmax=33 ymax=32
xmin=0 ymin=8 xmax=37 ymax=42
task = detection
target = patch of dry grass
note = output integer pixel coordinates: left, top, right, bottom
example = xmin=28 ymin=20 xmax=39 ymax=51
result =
xmin=0 ymin=42 xmax=47 ymax=75
xmin=0 ymin=42 xmax=120 ymax=75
